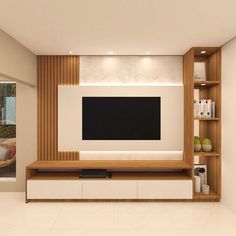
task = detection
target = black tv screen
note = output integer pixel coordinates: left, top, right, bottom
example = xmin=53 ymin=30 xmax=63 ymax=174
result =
xmin=82 ymin=97 xmax=161 ymax=140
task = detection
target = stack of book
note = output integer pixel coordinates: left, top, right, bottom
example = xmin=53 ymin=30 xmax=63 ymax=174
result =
xmin=194 ymin=99 xmax=215 ymax=119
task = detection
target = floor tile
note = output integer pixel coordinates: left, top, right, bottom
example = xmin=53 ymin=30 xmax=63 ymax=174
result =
xmin=0 ymin=193 xmax=236 ymax=236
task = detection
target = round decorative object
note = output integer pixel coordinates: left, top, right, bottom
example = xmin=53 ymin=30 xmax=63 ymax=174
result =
xmin=194 ymin=144 xmax=201 ymax=152
xmin=202 ymin=144 xmax=212 ymax=152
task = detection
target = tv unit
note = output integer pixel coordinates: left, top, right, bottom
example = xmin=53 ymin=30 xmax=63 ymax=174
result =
xmin=82 ymin=97 xmax=161 ymax=140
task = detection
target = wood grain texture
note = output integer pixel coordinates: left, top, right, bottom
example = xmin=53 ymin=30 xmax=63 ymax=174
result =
xmin=193 ymin=47 xmax=221 ymax=199
xmin=37 ymin=56 xmax=80 ymax=161
xmin=194 ymin=47 xmax=219 ymax=57
xmin=183 ymin=49 xmax=194 ymax=166
xmin=184 ymin=47 xmax=221 ymax=201
xmin=27 ymin=160 xmax=192 ymax=170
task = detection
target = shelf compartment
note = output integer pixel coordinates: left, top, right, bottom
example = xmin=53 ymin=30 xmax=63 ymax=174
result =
xmin=194 ymin=47 xmax=219 ymax=57
xmin=27 ymin=160 xmax=192 ymax=170
xmin=194 ymin=190 xmax=220 ymax=201
xmin=28 ymin=170 xmax=192 ymax=181
xmin=194 ymin=152 xmax=220 ymax=157
xmin=194 ymin=117 xmax=220 ymax=121
xmin=194 ymin=81 xmax=220 ymax=88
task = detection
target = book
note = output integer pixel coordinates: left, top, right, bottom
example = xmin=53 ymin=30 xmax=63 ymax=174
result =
xmin=211 ymin=102 xmax=216 ymax=118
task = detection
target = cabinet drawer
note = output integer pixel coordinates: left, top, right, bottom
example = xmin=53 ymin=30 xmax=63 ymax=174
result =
xmin=138 ymin=180 xmax=192 ymax=199
xmin=27 ymin=180 xmax=82 ymax=199
xmin=82 ymin=181 xmax=137 ymax=199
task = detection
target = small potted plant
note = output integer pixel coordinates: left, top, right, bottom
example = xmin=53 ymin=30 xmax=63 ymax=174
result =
xmin=194 ymin=136 xmax=201 ymax=152
xmin=202 ymin=138 xmax=212 ymax=152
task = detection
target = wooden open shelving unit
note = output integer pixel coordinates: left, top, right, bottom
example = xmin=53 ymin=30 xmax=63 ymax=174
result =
xmin=184 ymin=47 xmax=221 ymax=201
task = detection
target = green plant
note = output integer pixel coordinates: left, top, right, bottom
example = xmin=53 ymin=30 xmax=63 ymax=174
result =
xmin=194 ymin=136 xmax=201 ymax=145
xmin=202 ymin=138 xmax=212 ymax=145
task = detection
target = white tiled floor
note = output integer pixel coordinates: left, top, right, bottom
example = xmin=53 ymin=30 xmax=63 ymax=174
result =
xmin=1 ymin=193 xmax=236 ymax=236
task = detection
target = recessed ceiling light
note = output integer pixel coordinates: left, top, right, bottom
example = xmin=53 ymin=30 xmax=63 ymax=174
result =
xmin=146 ymin=51 xmax=150 ymax=54
xmin=69 ymin=51 xmax=73 ymax=55
xmin=107 ymin=51 xmax=114 ymax=55
xmin=201 ymin=50 xmax=206 ymax=54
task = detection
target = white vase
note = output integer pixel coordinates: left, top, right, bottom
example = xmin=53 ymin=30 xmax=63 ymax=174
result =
xmin=194 ymin=144 xmax=201 ymax=152
xmin=202 ymin=144 xmax=212 ymax=152
xmin=194 ymin=176 xmax=201 ymax=193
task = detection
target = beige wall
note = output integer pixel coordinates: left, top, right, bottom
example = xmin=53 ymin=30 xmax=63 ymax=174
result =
xmin=0 ymin=29 xmax=37 ymax=191
xmin=0 ymin=29 xmax=36 ymax=86
xmin=222 ymin=37 xmax=236 ymax=214
xmin=80 ymin=56 xmax=183 ymax=85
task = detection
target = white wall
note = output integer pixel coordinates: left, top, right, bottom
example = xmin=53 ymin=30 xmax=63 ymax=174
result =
xmin=0 ymin=29 xmax=37 ymax=191
xmin=222 ymin=37 xmax=236 ymax=214
xmin=58 ymin=86 xmax=183 ymax=153
xmin=0 ymin=29 xmax=36 ymax=86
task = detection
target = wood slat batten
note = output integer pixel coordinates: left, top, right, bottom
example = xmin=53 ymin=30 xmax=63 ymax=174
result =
xmin=37 ymin=56 xmax=80 ymax=161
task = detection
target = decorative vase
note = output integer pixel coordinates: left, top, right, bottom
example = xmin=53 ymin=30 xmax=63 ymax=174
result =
xmin=194 ymin=176 xmax=201 ymax=193
xmin=194 ymin=144 xmax=201 ymax=152
xmin=202 ymin=144 xmax=212 ymax=152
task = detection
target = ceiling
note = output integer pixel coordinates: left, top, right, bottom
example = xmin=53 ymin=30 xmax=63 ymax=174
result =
xmin=0 ymin=0 xmax=235 ymax=55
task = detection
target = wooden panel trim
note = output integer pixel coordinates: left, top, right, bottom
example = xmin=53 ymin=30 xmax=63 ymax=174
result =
xmin=183 ymin=49 xmax=194 ymax=165
xmin=27 ymin=160 xmax=192 ymax=170
xmin=37 ymin=56 xmax=80 ymax=160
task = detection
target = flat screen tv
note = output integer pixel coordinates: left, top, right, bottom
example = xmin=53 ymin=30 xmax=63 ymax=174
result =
xmin=82 ymin=97 xmax=161 ymax=140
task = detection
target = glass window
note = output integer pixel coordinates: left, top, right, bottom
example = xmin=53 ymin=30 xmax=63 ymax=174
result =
xmin=0 ymin=82 xmax=16 ymax=179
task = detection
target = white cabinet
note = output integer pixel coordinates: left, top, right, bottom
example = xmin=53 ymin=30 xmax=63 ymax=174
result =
xmin=27 ymin=180 xmax=82 ymax=199
xmin=27 ymin=179 xmax=193 ymax=200
xmin=137 ymin=180 xmax=192 ymax=199
xmin=82 ymin=181 xmax=137 ymax=199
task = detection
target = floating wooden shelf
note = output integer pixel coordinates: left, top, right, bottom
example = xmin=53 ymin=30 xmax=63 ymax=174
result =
xmin=194 ymin=152 xmax=220 ymax=157
xmin=194 ymin=190 xmax=220 ymax=201
xmin=27 ymin=160 xmax=192 ymax=170
xmin=194 ymin=117 xmax=219 ymax=121
xmin=194 ymin=80 xmax=220 ymax=88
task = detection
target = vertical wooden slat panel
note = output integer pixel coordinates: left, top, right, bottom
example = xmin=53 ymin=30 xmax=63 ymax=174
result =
xmin=44 ymin=57 xmax=47 ymax=160
xmin=38 ymin=56 xmax=80 ymax=161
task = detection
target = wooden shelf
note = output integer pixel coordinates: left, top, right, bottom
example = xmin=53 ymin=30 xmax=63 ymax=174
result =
xmin=27 ymin=160 xmax=192 ymax=170
xmin=28 ymin=170 xmax=191 ymax=181
xmin=185 ymin=47 xmax=221 ymax=201
xmin=194 ymin=80 xmax=220 ymax=88
xmin=194 ymin=190 xmax=220 ymax=201
xmin=194 ymin=117 xmax=220 ymax=121
xmin=194 ymin=152 xmax=220 ymax=157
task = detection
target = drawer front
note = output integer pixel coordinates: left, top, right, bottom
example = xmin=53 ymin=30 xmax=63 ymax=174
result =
xmin=138 ymin=180 xmax=193 ymax=199
xmin=27 ymin=180 xmax=82 ymax=199
xmin=82 ymin=181 xmax=137 ymax=199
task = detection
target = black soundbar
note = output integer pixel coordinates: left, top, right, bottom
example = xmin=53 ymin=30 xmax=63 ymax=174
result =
xmin=79 ymin=169 xmax=111 ymax=178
